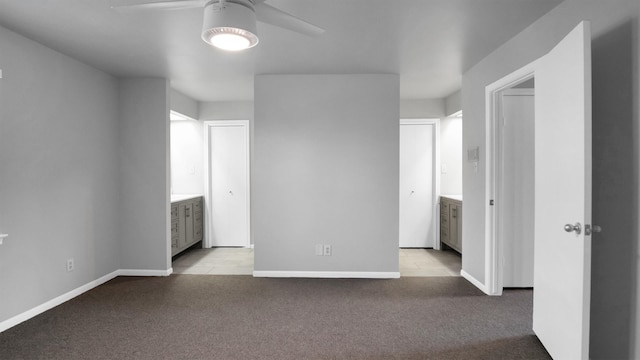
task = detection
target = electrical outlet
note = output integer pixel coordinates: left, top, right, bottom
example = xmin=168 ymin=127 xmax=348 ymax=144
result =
xmin=315 ymin=244 xmax=324 ymax=256
xmin=323 ymin=244 xmax=331 ymax=256
xmin=66 ymin=258 xmax=74 ymax=272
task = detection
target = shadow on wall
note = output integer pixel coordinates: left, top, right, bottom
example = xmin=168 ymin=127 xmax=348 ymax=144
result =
xmin=590 ymin=18 xmax=639 ymax=359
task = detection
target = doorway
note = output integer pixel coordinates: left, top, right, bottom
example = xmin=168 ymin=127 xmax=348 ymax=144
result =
xmin=399 ymin=119 xmax=439 ymax=249
xmin=486 ymin=70 xmax=537 ymax=295
xmin=204 ymin=120 xmax=251 ymax=248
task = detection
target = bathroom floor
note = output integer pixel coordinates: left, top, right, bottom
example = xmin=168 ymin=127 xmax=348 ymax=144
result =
xmin=172 ymin=247 xmax=461 ymax=277
xmin=399 ymin=248 xmax=461 ymax=276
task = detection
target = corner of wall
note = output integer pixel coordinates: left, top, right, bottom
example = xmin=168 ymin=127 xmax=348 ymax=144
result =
xmin=0 ymin=24 xmax=123 ymax=326
xmin=170 ymin=89 xmax=199 ymax=120
xmin=444 ymin=90 xmax=462 ymax=117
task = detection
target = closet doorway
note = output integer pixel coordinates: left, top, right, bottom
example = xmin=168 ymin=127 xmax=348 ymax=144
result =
xmin=204 ymin=120 xmax=251 ymax=248
xmin=399 ymin=119 xmax=439 ymax=249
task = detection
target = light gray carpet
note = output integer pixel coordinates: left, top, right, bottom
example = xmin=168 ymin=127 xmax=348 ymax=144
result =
xmin=0 ymin=275 xmax=550 ymax=359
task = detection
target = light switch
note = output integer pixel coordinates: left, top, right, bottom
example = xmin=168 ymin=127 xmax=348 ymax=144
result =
xmin=441 ymin=164 xmax=448 ymax=174
xmin=467 ymin=147 xmax=480 ymax=162
xmin=0 ymin=234 xmax=7 ymax=245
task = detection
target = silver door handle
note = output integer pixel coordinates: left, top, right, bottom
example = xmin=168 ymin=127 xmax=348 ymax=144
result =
xmin=564 ymin=222 xmax=582 ymax=235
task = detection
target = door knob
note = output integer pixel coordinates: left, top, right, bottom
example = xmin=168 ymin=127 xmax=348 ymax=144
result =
xmin=564 ymin=222 xmax=582 ymax=235
xmin=585 ymin=224 xmax=602 ymax=236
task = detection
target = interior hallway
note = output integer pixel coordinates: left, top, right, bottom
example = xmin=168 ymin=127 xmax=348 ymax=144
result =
xmin=172 ymin=247 xmax=462 ymax=277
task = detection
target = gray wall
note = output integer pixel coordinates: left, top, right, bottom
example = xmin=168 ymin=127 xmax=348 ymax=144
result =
xmin=0 ymin=25 xmax=172 ymax=325
xmin=0 ymin=26 xmax=120 ymax=322
xmin=199 ymin=101 xmax=254 ymax=120
xmin=461 ymin=0 xmax=640 ymax=357
xmin=444 ymin=90 xmax=462 ymax=117
xmin=400 ymin=99 xmax=444 ymax=118
xmin=119 ymin=78 xmax=170 ymax=271
xmin=253 ymin=74 xmax=399 ymax=274
xmin=170 ymin=89 xmax=199 ymax=120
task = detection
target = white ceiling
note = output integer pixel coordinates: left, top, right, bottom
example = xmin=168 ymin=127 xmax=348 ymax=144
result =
xmin=0 ymin=0 xmax=562 ymax=102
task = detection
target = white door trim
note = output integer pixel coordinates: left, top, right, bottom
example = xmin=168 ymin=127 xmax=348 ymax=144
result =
xmin=203 ymin=120 xmax=251 ymax=248
xmin=485 ymin=61 xmax=538 ymax=295
xmin=399 ymin=118 xmax=441 ymax=250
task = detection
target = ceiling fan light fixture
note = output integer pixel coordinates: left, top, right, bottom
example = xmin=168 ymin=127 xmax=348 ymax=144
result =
xmin=201 ymin=1 xmax=259 ymax=51
xmin=206 ymin=27 xmax=258 ymax=51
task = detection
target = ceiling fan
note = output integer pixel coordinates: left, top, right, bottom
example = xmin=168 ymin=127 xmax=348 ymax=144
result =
xmin=111 ymin=0 xmax=325 ymax=51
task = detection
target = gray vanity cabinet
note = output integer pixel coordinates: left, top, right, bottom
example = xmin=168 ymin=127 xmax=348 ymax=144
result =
xmin=171 ymin=196 xmax=204 ymax=256
xmin=440 ymin=196 xmax=462 ymax=253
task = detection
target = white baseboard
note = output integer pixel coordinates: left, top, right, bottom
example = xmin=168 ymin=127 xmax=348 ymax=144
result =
xmin=253 ymin=271 xmax=400 ymax=279
xmin=460 ymin=269 xmax=496 ymax=295
xmin=0 ymin=268 xmax=172 ymax=333
xmin=117 ymin=268 xmax=173 ymax=277
xmin=0 ymin=270 xmax=119 ymax=333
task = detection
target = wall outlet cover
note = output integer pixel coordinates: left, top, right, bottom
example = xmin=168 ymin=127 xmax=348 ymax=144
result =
xmin=66 ymin=258 xmax=75 ymax=272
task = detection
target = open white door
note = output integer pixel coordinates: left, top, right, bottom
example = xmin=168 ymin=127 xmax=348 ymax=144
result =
xmin=533 ymin=21 xmax=592 ymax=359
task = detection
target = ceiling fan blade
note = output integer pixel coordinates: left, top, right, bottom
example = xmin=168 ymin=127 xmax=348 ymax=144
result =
xmin=254 ymin=2 xmax=325 ymax=36
xmin=111 ymin=0 xmax=205 ymax=12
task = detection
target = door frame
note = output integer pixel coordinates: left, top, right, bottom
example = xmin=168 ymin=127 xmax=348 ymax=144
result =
xmin=399 ymin=119 xmax=441 ymax=250
xmin=203 ymin=120 xmax=251 ymax=248
xmin=485 ymin=61 xmax=538 ymax=295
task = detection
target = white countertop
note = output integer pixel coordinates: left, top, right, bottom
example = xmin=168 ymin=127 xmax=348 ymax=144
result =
xmin=171 ymin=194 xmax=203 ymax=203
xmin=441 ymin=194 xmax=463 ymax=201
